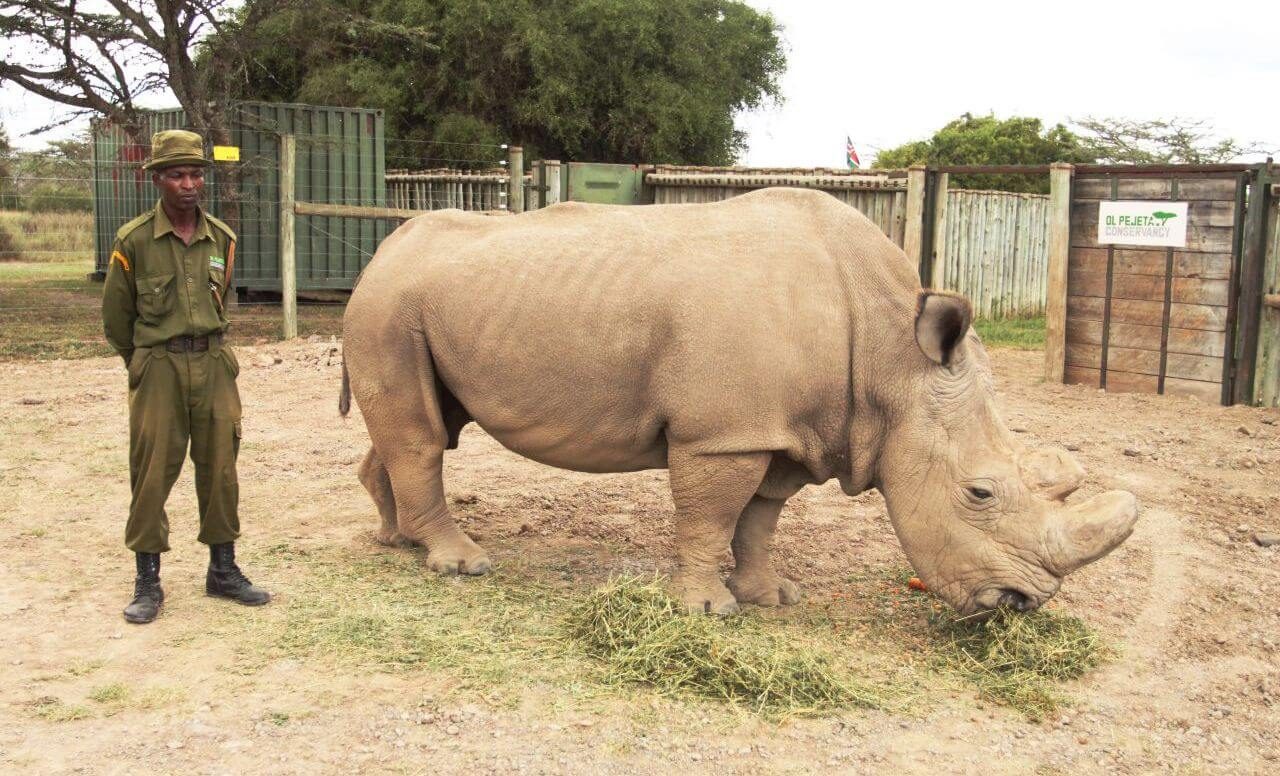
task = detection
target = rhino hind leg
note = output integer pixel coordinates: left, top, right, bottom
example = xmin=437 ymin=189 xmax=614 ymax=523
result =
xmin=727 ymin=496 xmax=801 ymax=607
xmin=358 ymin=447 xmax=412 ymax=547
xmin=667 ymin=448 xmax=772 ymax=615
xmin=356 ymin=335 xmax=491 ymax=577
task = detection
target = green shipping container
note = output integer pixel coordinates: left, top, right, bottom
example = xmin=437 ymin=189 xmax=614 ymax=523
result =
xmin=560 ymin=163 xmax=646 ymax=205
xmin=92 ymin=101 xmax=387 ymax=291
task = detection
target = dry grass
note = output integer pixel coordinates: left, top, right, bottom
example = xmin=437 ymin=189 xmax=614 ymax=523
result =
xmin=0 ymin=260 xmax=345 ymax=361
xmin=177 ymin=541 xmax=1108 ymax=722
xmin=567 ymin=576 xmax=889 ymax=718
xmin=0 ymin=210 xmax=94 ymax=263
xmin=931 ymin=607 xmax=1110 ymax=721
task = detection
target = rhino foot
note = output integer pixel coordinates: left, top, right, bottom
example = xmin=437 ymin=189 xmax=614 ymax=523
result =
xmin=677 ymin=580 xmax=740 ymax=616
xmin=426 ymin=545 xmax=492 ymax=576
xmin=376 ymin=529 xmax=415 ymax=548
xmin=727 ymin=572 xmax=802 ymax=607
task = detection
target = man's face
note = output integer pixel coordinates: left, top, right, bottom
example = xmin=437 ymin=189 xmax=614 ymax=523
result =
xmin=152 ymin=165 xmax=205 ymax=213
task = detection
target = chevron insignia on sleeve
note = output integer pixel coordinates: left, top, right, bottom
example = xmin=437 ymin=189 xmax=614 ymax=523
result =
xmin=110 ymin=251 xmax=131 ymax=272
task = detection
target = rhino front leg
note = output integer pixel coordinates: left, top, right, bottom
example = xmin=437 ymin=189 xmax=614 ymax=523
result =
xmin=667 ymin=449 xmax=771 ymax=615
xmin=727 ymin=496 xmax=801 ymax=606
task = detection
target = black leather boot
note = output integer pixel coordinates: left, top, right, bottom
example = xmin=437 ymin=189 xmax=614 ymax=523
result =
xmin=123 ymin=552 xmax=164 ymax=624
xmin=206 ymin=543 xmax=270 ymax=605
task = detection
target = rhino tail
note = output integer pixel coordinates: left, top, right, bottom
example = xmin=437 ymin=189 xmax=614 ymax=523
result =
xmin=339 ymin=355 xmax=352 ymax=417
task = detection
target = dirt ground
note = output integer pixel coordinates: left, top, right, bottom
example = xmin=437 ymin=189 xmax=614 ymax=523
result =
xmin=1 ymin=339 xmax=1278 ymax=775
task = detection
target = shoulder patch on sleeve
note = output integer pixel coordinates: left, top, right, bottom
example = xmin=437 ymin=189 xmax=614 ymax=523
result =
xmin=114 ymin=211 xmax=155 ymax=242
xmin=109 ymin=250 xmax=132 ymax=272
xmin=205 ymin=214 xmax=237 ymax=243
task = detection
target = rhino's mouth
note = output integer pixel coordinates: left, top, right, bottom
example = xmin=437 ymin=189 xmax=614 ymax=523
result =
xmin=971 ymin=586 xmax=1040 ymax=615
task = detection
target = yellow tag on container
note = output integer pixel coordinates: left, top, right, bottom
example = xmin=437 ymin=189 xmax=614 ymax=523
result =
xmin=212 ymin=146 xmax=240 ymax=162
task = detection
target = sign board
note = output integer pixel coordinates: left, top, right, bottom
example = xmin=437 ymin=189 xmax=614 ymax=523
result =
xmin=212 ymin=145 xmax=240 ymax=162
xmin=1097 ymin=200 xmax=1188 ymax=247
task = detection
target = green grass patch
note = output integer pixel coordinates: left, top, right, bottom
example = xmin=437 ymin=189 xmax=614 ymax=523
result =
xmin=567 ymin=576 xmax=889 ymax=718
xmin=975 ymin=315 xmax=1046 ymax=350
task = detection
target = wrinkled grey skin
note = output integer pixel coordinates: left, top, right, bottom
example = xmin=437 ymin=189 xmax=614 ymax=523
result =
xmin=340 ymin=188 xmax=1139 ymax=616
xmin=874 ymin=314 xmax=1138 ymax=616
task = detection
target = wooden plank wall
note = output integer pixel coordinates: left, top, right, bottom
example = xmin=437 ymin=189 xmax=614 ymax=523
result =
xmin=1063 ymin=176 xmax=1238 ymax=403
xmin=936 ymin=190 xmax=1050 ymax=318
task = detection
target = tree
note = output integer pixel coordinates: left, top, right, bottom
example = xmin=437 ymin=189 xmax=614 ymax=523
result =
xmin=0 ymin=1 xmax=270 ymax=224
xmin=873 ymin=113 xmax=1096 ymax=193
xmin=210 ymin=0 xmax=786 ymax=167
xmin=0 ymin=121 xmax=15 ymax=208
xmin=11 ymin=133 xmax=94 ymax=211
xmin=1073 ymin=116 xmax=1272 ymax=165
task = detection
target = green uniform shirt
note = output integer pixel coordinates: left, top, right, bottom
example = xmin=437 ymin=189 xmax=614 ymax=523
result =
xmin=102 ymin=201 xmax=237 ymax=360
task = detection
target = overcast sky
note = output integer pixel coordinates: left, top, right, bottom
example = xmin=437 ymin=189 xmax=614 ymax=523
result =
xmin=739 ymin=0 xmax=1278 ymax=167
xmin=3 ymin=0 xmax=1277 ymax=163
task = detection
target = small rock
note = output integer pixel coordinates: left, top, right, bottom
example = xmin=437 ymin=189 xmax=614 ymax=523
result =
xmin=1214 ymin=634 xmax=1228 ymax=645
xmin=1253 ymin=533 xmax=1280 ymax=548
xmin=445 ymin=724 xmax=461 ymax=736
xmin=1237 ymin=524 xmax=1251 ymax=533
xmin=452 ymin=492 xmax=479 ymax=505
xmin=1009 ymin=425 xmax=1028 ymax=434
xmin=1237 ymin=425 xmax=1255 ymax=437
xmin=19 ymin=398 xmax=45 ymax=406
xmin=109 ymin=632 xmax=122 ymax=640
xmin=517 ymin=523 xmax=533 ymax=535
xmin=166 ymin=741 xmax=184 ymax=750
xmin=1261 ymin=417 xmax=1277 ymax=426
xmin=1065 ymin=443 xmax=1081 ymax=452
xmin=1123 ymin=448 xmax=1142 ymax=457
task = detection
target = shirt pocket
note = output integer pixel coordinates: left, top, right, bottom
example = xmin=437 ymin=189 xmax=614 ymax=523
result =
xmin=135 ymin=273 xmax=176 ymax=323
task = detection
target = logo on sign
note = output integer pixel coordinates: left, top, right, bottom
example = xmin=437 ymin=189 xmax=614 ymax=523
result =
xmin=1097 ymin=201 xmax=1189 ymax=247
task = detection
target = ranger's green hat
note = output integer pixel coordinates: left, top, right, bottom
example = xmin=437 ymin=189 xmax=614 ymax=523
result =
xmin=143 ymin=130 xmax=208 ymax=171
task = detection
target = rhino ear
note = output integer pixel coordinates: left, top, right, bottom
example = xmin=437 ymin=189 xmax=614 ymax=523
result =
xmin=915 ymin=291 xmax=973 ymax=367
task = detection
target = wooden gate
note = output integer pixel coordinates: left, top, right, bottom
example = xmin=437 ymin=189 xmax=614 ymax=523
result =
xmin=1062 ymin=171 xmax=1249 ymax=403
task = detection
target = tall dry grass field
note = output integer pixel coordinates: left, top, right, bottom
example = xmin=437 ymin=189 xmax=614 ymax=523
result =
xmin=0 ymin=210 xmax=95 ymax=263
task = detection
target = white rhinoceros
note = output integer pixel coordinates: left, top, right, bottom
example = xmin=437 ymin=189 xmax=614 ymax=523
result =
xmin=339 ymin=187 xmax=1138 ymax=616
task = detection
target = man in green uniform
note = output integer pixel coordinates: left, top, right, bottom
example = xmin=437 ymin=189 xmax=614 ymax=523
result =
xmin=103 ymin=130 xmax=270 ymax=624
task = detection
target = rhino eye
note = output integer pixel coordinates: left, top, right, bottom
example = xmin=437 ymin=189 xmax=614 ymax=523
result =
xmin=967 ymin=487 xmax=994 ymax=501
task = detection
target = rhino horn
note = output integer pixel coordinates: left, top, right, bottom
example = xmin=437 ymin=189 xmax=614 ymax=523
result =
xmin=1019 ymin=447 xmax=1085 ymax=502
xmin=1046 ymin=490 xmax=1139 ymax=576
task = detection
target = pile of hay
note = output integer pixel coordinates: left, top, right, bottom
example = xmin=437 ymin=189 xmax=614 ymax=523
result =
xmin=931 ymin=606 xmax=1111 ymax=720
xmin=566 ymin=576 xmax=885 ymax=717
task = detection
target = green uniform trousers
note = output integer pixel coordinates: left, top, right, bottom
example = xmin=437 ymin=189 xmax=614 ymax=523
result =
xmin=125 ymin=342 xmax=242 ymax=553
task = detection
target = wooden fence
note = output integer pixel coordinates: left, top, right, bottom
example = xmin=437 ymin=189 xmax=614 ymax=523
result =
xmin=386 ymin=170 xmax=511 ymax=212
xmin=1253 ymin=193 xmax=1280 ymax=405
xmin=934 ymin=189 xmax=1050 ymax=318
xmin=645 ymin=167 xmax=911 ymax=248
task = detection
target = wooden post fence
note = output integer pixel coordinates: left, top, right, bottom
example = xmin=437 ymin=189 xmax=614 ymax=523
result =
xmin=903 ymin=165 xmax=928 ymax=271
xmin=279 ymin=134 xmax=297 ymax=340
xmin=1043 ymin=162 xmax=1074 ymax=383
xmin=508 ymin=146 xmax=524 ymax=213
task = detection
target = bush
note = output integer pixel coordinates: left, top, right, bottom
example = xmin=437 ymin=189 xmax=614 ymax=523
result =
xmin=23 ymin=185 xmax=92 ymax=213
